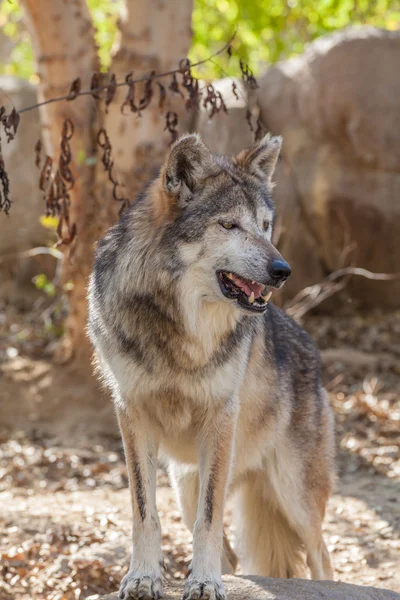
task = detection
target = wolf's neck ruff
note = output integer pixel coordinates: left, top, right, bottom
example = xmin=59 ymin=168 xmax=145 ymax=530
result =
xmin=125 ymin=291 xmax=252 ymax=374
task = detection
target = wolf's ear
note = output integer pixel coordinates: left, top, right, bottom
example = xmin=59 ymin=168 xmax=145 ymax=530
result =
xmin=235 ymin=134 xmax=282 ymax=182
xmin=162 ymin=134 xmax=215 ymax=206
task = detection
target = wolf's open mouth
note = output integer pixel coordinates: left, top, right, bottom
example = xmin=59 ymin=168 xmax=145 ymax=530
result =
xmin=217 ymin=270 xmax=272 ymax=313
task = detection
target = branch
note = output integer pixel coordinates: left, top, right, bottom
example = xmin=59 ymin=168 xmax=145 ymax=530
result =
xmin=285 ymin=266 xmax=400 ymax=322
xmin=17 ymin=31 xmax=237 ymax=116
xmin=1 ymin=28 xmax=258 ymax=233
xmin=326 ymin=266 xmax=400 ymax=282
xmin=0 ymin=246 xmax=63 ymax=264
xmin=0 ymin=245 xmax=64 ymax=289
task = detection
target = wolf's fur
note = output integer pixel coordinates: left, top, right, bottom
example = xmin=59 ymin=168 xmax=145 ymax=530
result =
xmin=88 ymin=133 xmax=335 ymax=600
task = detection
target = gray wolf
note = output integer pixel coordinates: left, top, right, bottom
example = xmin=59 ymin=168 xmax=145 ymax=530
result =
xmin=88 ymin=133 xmax=335 ymax=600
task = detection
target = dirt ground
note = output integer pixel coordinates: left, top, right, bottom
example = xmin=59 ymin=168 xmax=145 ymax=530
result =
xmin=0 ymin=300 xmax=399 ymax=600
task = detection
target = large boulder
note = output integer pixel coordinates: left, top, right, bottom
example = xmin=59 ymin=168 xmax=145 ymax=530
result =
xmin=90 ymin=575 xmax=400 ymax=600
xmin=196 ymin=28 xmax=400 ymax=308
xmin=257 ymin=27 xmax=400 ymax=308
xmin=195 ymin=78 xmax=258 ymax=155
xmin=0 ymin=76 xmax=52 ymax=303
xmin=0 ymin=76 xmax=46 ymax=253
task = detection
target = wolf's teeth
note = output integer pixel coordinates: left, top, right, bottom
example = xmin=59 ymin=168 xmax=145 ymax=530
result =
xmin=262 ymin=291 xmax=272 ymax=302
xmin=249 ymin=292 xmax=255 ymax=304
xmin=226 ymin=273 xmax=233 ymax=279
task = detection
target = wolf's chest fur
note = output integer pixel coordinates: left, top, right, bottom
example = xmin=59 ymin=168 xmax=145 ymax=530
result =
xmin=107 ymin=316 xmax=252 ymax=417
xmin=92 ymin=295 xmax=255 ymax=459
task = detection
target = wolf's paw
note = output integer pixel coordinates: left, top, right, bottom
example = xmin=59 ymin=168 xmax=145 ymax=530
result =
xmin=182 ymin=578 xmax=226 ymax=600
xmin=118 ymin=572 xmax=163 ymax=600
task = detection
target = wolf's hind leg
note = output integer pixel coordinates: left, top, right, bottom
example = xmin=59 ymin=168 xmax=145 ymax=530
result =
xmin=169 ymin=465 xmax=199 ymax=532
xmin=306 ymin=535 xmax=333 ymax=580
xmin=261 ymin=387 xmax=334 ymax=581
xmin=265 ymin=444 xmax=334 ymax=581
xmin=233 ymin=473 xmax=306 ymax=578
xmin=169 ymin=464 xmax=238 ymax=575
xmin=117 ymin=407 xmax=163 ymax=600
xmin=234 ymin=447 xmax=333 ymax=581
xmin=274 ymin=456 xmax=334 ymax=578
xmin=222 ymin=531 xmax=238 ymax=575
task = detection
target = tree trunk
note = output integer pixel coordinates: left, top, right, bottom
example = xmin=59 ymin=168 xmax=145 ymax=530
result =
xmin=21 ymin=0 xmax=100 ymax=366
xmin=21 ymin=0 xmax=194 ymax=369
xmin=105 ymin=0 xmax=194 ymax=197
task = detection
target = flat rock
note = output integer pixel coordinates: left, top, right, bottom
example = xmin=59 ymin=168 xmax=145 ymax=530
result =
xmin=90 ymin=575 xmax=400 ymax=600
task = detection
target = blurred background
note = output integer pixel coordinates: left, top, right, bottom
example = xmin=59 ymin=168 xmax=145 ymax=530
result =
xmin=0 ymin=1 xmax=399 ymax=599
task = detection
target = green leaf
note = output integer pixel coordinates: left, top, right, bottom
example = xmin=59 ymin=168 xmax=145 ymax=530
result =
xmin=33 ymin=273 xmax=55 ymax=297
xmin=33 ymin=273 xmax=47 ymax=290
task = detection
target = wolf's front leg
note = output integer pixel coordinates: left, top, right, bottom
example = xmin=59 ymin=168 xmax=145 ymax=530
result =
xmin=184 ymin=403 xmax=237 ymax=600
xmin=117 ymin=407 xmax=163 ymax=600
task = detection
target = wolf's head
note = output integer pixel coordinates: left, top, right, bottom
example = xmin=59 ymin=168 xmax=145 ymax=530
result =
xmin=153 ymin=133 xmax=290 ymax=315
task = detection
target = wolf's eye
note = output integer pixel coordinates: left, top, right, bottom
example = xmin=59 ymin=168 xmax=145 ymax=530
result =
xmin=263 ymin=220 xmax=270 ymax=231
xmin=219 ymin=221 xmax=237 ymax=230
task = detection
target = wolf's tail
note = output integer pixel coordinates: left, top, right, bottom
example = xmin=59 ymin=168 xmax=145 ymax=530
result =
xmin=232 ymin=474 xmax=306 ymax=578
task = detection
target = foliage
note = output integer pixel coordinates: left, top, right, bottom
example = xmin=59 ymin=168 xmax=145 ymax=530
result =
xmin=0 ymin=0 xmax=34 ymax=81
xmin=0 ymin=0 xmax=122 ymax=81
xmin=191 ymin=0 xmax=400 ymax=77
xmin=0 ymin=0 xmax=399 ymax=80
xmin=86 ymin=0 xmax=121 ymax=70
xmin=33 ymin=273 xmax=56 ymax=297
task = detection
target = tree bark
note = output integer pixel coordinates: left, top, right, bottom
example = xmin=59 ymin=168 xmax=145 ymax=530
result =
xmin=105 ymin=0 xmax=194 ymax=196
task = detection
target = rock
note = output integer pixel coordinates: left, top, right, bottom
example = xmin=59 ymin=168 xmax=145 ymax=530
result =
xmin=195 ymin=78 xmax=258 ymax=155
xmin=0 ymin=76 xmax=47 ymax=254
xmin=89 ymin=575 xmax=400 ymax=600
xmin=269 ymin=158 xmax=325 ymax=306
xmin=257 ymin=27 xmax=400 ymax=308
xmin=0 ymin=76 xmax=54 ymax=303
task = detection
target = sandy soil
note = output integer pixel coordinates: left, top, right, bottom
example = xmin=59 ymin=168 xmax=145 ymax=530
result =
xmin=0 ymin=308 xmax=399 ymax=599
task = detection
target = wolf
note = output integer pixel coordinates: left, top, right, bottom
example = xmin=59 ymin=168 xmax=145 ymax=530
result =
xmin=88 ymin=133 xmax=335 ymax=600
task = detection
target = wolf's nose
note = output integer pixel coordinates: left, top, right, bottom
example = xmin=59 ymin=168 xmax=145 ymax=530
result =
xmin=269 ymin=259 xmax=291 ymax=283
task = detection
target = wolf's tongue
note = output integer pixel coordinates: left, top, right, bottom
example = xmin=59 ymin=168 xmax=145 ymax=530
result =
xmin=231 ymin=274 xmax=263 ymax=298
